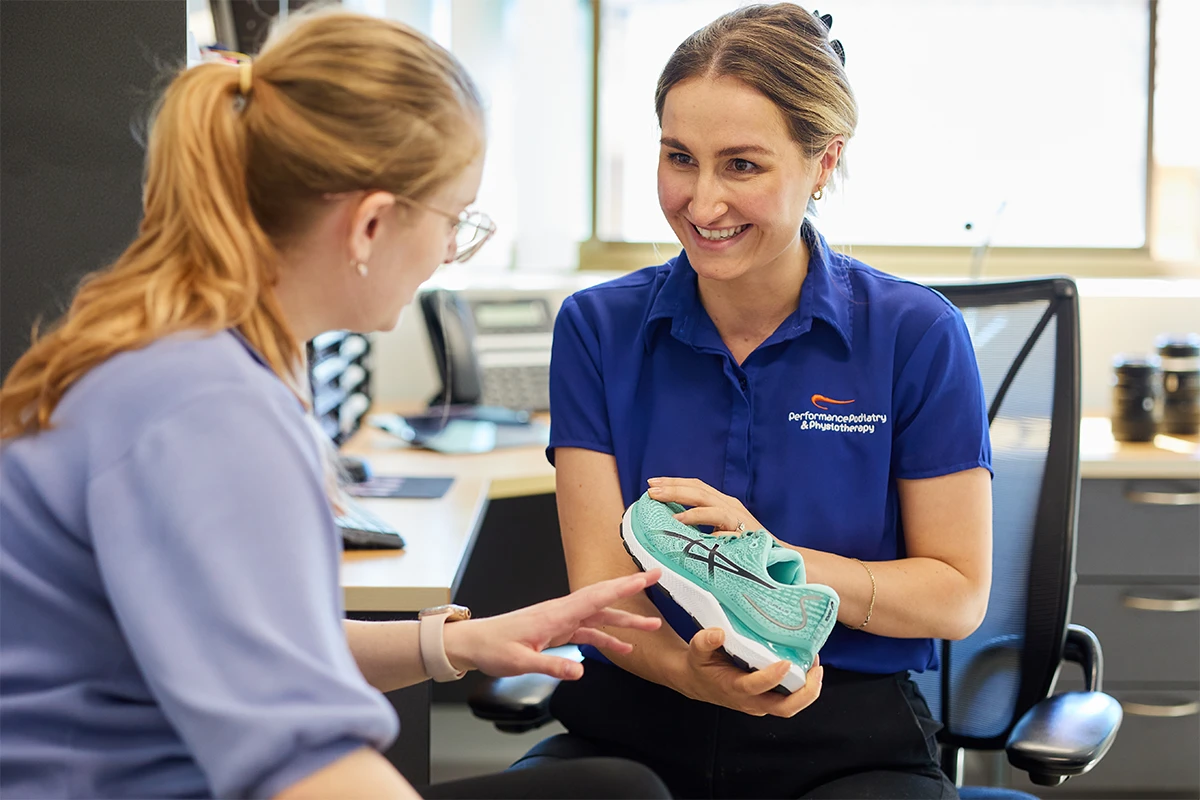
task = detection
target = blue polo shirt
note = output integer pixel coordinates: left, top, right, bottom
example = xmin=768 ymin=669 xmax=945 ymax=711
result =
xmin=548 ymin=222 xmax=991 ymax=675
xmin=0 ymin=331 xmax=396 ymax=798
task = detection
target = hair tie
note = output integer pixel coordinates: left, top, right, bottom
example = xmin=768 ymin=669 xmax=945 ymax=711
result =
xmin=238 ymin=61 xmax=254 ymax=97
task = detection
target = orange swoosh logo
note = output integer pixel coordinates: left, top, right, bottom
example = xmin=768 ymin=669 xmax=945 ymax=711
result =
xmin=811 ymin=394 xmax=855 ymax=411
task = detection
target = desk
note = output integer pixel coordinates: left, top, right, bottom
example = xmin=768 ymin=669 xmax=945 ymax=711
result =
xmin=340 ymin=422 xmax=554 ymax=614
xmin=338 ymin=414 xmax=1196 ymax=784
xmin=1078 ymin=416 xmax=1199 ymax=480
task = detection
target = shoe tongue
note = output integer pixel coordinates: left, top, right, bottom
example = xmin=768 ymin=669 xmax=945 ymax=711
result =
xmin=762 ymin=538 xmax=805 ymax=585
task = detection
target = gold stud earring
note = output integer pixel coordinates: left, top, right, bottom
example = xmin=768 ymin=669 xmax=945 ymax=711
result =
xmin=812 ymin=186 xmax=824 ymax=201
xmin=352 ymin=259 xmax=368 ymax=277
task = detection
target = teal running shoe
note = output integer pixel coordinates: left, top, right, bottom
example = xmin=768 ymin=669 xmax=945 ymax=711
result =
xmin=621 ymin=492 xmax=839 ymax=692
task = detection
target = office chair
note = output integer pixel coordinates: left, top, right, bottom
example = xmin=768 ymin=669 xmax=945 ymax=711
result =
xmin=468 ymin=277 xmax=1122 ymax=797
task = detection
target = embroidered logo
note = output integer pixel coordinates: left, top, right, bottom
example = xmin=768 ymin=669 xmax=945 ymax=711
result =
xmin=810 ymin=394 xmax=855 ymax=411
xmin=789 ymin=394 xmax=887 ymax=434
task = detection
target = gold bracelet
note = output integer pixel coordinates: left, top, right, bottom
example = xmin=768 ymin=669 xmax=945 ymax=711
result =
xmin=849 ymin=558 xmax=876 ymax=630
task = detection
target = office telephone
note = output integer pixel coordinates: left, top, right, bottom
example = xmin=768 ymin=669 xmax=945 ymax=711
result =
xmin=418 ymin=288 xmax=553 ymax=411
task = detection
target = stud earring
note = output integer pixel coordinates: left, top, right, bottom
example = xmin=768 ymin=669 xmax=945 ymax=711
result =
xmin=812 ymin=186 xmax=824 ymax=201
xmin=351 ymin=259 xmax=368 ymax=277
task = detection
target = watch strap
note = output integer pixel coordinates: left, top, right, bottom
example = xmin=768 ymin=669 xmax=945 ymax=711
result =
xmin=419 ymin=610 xmax=468 ymax=682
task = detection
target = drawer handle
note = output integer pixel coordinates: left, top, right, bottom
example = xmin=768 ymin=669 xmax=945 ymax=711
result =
xmin=1120 ymin=699 xmax=1200 ymax=718
xmin=1124 ymin=489 xmax=1200 ymax=506
xmin=1121 ymin=594 xmax=1200 ymax=612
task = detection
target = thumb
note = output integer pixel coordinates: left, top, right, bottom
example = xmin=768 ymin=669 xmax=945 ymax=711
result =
xmin=691 ymin=627 xmax=724 ymax=653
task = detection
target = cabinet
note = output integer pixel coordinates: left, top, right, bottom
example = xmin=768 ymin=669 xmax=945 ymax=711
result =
xmin=1010 ymin=478 xmax=1200 ymax=798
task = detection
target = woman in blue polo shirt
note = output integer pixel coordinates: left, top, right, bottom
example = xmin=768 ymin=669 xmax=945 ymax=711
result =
xmin=0 ymin=10 xmax=670 ymax=800
xmin=530 ymin=4 xmax=992 ymax=799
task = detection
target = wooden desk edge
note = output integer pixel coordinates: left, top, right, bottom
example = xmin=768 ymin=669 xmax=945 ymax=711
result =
xmin=1078 ymin=460 xmax=1200 ymax=480
xmin=342 ymin=479 xmax=492 ymax=614
xmin=489 ymin=474 xmax=555 ymax=499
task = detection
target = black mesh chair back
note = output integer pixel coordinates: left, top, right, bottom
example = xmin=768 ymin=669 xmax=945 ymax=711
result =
xmin=911 ymin=278 xmax=1081 ymax=757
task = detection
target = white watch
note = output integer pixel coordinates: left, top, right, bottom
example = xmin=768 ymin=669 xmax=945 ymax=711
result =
xmin=418 ymin=604 xmax=470 ymax=682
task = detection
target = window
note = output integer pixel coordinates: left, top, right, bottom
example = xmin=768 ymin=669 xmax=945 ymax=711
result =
xmin=1151 ymin=0 xmax=1200 ymax=263
xmin=345 ymin=0 xmax=593 ymax=272
xmin=597 ymin=0 xmax=1153 ymax=250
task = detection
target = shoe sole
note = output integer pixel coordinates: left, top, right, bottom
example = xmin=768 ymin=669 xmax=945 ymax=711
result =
xmin=620 ymin=505 xmax=808 ymax=693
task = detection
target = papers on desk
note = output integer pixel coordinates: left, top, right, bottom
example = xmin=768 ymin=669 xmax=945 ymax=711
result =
xmin=346 ymin=475 xmax=455 ymax=499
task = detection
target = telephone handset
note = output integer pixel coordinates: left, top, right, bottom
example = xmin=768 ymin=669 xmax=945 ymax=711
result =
xmin=418 ymin=288 xmax=554 ymax=412
xmin=420 ymin=289 xmax=485 ymax=406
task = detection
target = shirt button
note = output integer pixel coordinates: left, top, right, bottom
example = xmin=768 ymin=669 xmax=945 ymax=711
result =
xmin=738 ymin=377 xmax=748 ymax=391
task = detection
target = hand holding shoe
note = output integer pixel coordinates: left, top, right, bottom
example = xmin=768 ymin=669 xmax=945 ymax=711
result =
xmin=678 ymin=627 xmax=823 ymax=718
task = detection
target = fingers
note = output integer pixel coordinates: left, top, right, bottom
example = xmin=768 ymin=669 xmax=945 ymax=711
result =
xmin=516 ymin=653 xmax=586 ymax=681
xmin=555 ymin=569 xmax=661 ymax=623
xmin=580 ymin=607 xmax=663 ymax=631
xmin=571 ymin=626 xmax=635 ymax=654
xmin=732 ymin=659 xmax=794 ymax=695
xmin=672 ymin=506 xmax=744 ymax=533
xmin=513 ymin=571 xmax=661 ymax=655
xmin=646 ymin=479 xmax=721 ymax=510
xmin=648 ymin=477 xmax=711 ymax=491
xmin=746 ymin=659 xmax=824 ymax=718
xmin=686 ymin=627 xmax=824 ymax=718
xmin=648 ymin=478 xmax=757 ymax=533
xmin=772 ymin=661 xmax=824 ymax=717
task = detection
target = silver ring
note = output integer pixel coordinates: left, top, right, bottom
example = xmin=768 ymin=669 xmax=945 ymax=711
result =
xmin=736 ymin=521 xmax=746 ymax=533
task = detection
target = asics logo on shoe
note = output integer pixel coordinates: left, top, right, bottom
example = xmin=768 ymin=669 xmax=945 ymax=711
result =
xmin=653 ymin=529 xmax=774 ymax=589
xmin=810 ymin=393 xmax=855 ymax=410
xmin=742 ymin=592 xmax=829 ymax=631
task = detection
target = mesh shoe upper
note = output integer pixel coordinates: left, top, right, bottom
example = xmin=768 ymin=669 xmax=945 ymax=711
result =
xmin=627 ymin=492 xmax=840 ymax=662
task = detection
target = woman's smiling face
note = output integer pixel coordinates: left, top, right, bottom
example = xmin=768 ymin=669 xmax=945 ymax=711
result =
xmin=657 ymin=75 xmax=829 ymax=282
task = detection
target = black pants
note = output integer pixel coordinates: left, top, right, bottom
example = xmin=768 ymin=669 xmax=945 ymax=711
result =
xmin=515 ymin=659 xmax=958 ymax=800
xmin=417 ymin=757 xmax=671 ymax=799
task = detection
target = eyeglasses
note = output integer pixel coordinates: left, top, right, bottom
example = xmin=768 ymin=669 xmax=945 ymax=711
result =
xmin=322 ymin=191 xmax=497 ymax=264
xmin=395 ymin=196 xmax=497 ymax=264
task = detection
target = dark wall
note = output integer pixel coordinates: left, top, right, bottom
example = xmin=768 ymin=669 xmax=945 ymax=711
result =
xmin=1 ymin=0 xmax=185 ymax=377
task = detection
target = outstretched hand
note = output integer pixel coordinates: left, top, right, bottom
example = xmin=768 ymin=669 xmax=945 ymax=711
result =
xmin=444 ymin=569 xmax=663 ymax=681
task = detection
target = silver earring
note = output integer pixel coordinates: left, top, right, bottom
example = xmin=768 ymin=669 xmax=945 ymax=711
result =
xmin=352 ymin=259 xmax=368 ymax=277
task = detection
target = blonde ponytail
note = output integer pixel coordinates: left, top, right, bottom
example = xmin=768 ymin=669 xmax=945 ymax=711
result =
xmin=1 ymin=9 xmax=482 ymax=438
xmin=1 ymin=60 xmax=302 ymax=438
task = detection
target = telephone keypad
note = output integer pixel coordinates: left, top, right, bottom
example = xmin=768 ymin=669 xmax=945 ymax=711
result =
xmin=481 ymin=365 xmax=550 ymax=412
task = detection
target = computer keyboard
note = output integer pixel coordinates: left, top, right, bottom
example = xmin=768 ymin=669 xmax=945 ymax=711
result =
xmin=335 ymin=497 xmax=406 ymax=550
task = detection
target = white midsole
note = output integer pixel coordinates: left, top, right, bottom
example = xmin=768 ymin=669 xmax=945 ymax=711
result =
xmin=620 ymin=505 xmax=807 ymax=692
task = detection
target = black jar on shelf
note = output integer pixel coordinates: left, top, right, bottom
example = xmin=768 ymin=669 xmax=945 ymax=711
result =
xmin=1156 ymin=334 xmax=1200 ymax=436
xmin=1110 ymin=355 xmax=1162 ymax=442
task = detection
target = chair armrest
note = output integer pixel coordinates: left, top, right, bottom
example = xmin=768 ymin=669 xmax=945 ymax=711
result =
xmin=1062 ymin=623 xmax=1102 ymax=691
xmin=468 ymin=672 xmax=563 ymax=733
xmin=1006 ymin=625 xmax=1121 ymax=786
xmin=466 ymin=645 xmax=580 ymax=734
xmin=1005 ymin=691 xmax=1122 ymax=786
